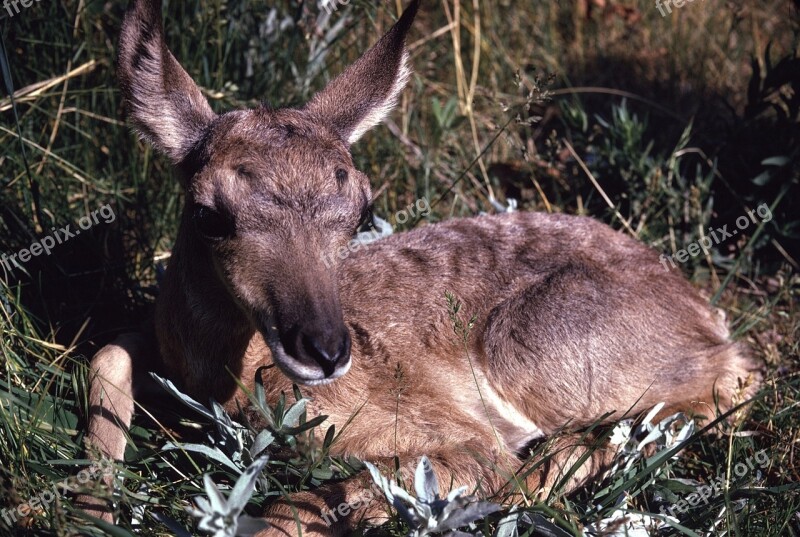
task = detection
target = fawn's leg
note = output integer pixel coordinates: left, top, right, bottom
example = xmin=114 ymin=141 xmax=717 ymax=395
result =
xmin=258 ymin=402 xmax=621 ymax=535
xmin=259 ymin=439 xmax=527 ymax=537
xmin=259 ymin=441 xmax=618 ymax=537
xmin=259 ymin=471 xmax=386 ymax=537
xmin=75 ymin=333 xmax=154 ymax=521
xmin=516 ymin=431 xmax=620 ymax=499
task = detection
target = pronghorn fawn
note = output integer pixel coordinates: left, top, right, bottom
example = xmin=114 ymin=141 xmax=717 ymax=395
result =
xmin=81 ymin=0 xmax=760 ymax=535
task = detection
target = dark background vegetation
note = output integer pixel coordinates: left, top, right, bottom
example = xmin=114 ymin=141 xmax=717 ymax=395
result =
xmin=1 ymin=0 xmax=798 ymax=535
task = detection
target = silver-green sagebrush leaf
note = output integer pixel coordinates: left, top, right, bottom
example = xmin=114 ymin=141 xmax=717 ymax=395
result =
xmin=150 ymin=373 xmax=216 ymax=421
xmin=366 ymin=457 xmax=501 ymax=537
xmin=163 ymin=442 xmax=242 ymax=474
xmin=186 ymin=456 xmax=270 ymax=537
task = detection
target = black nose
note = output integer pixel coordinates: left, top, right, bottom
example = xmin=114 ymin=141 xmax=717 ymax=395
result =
xmin=301 ymin=331 xmax=350 ymax=376
xmin=284 ymin=326 xmax=351 ymax=377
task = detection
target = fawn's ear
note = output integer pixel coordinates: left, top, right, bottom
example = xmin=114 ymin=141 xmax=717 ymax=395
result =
xmin=117 ymin=0 xmax=216 ymax=164
xmin=305 ymin=0 xmax=420 ymax=145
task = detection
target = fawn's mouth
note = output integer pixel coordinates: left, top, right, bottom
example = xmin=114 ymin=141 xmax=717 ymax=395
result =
xmin=271 ymin=340 xmax=352 ymax=385
xmin=258 ymin=322 xmax=352 ymax=385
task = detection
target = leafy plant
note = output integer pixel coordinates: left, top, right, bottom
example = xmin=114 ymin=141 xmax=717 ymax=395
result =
xmin=365 ymin=456 xmax=501 ymax=537
xmin=146 ymin=371 xmax=341 ymax=534
xmin=583 ymin=403 xmax=695 ymax=535
xmin=186 ymin=457 xmax=271 ymax=537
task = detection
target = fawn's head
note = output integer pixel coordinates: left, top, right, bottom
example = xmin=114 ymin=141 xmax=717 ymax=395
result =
xmin=119 ymin=0 xmax=419 ymax=384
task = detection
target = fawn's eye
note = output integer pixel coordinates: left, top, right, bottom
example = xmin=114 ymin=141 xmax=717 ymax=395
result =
xmin=193 ymin=206 xmax=233 ymax=240
xmin=335 ymin=168 xmax=348 ymax=187
xmin=236 ymin=165 xmax=254 ymax=180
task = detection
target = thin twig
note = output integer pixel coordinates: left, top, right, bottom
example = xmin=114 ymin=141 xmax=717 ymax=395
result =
xmin=563 ymin=140 xmax=637 ymax=237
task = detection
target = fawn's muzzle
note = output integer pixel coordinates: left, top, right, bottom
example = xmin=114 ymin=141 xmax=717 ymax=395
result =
xmin=263 ymin=308 xmax=352 ymax=384
xmin=282 ymin=324 xmax=352 ymax=378
xmin=259 ymin=246 xmax=353 ymax=383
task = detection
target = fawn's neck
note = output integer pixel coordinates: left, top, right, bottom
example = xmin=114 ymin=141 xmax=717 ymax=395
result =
xmin=157 ymin=216 xmax=256 ymax=402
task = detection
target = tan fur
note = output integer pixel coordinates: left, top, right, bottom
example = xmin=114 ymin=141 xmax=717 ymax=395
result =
xmin=80 ymin=1 xmax=762 ymax=535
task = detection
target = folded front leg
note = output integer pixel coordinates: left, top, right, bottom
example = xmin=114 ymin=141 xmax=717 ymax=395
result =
xmin=76 ymin=332 xmax=154 ymax=521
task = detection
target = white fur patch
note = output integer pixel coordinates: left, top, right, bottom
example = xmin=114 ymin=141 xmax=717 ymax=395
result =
xmin=347 ymin=50 xmax=412 ymax=145
xmin=478 ymin=379 xmax=545 ymax=452
xmin=457 ymin=369 xmax=544 ymax=453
